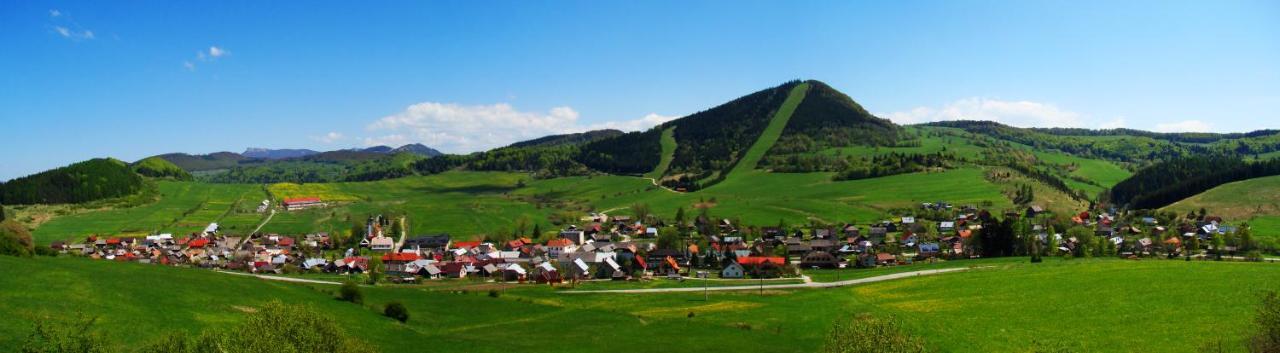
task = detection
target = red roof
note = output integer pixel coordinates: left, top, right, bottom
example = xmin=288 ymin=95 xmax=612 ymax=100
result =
xmin=545 ymin=239 xmax=574 ymax=247
xmin=957 ymin=230 xmax=973 ymax=239
xmin=737 ymin=256 xmax=785 ymax=266
xmin=634 ymin=256 xmax=647 ymax=269
xmin=277 ymin=237 xmax=295 ymax=246
xmin=382 ymin=252 xmax=421 ymax=262
xmin=188 ymin=238 xmax=210 ymax=248
xmin=282 ymin=197 xmax=322 ymax=204
xmin=106 ymin=237 xmax=122 ymax=245
xmin=453 ymin=241 xmax=481 ymax=249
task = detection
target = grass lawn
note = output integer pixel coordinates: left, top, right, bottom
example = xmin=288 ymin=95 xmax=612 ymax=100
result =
xmin=1164 ymin=175 xmax=1280 ymax=242
xmin=30 ymin=182 xmax=267 ymax=244
xmin=727 ymin=82 xmax=809 ymax=177
xmin=28 ymin=165 xmax=1014 ymax=244
xmin=2 ymin=256 xmax=1277 ymax=352
xmin=644 ymin=126 xmax=677 ymax=179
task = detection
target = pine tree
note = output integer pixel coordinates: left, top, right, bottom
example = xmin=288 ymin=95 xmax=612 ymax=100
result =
xmin=0 ymin=204 xmax=5 ymax=222
xmin=531 ymin=223 xmax=542 ymax=240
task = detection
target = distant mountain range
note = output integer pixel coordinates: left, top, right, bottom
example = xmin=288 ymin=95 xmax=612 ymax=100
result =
xmin=150 ymin=144 xmax=444 ymax=172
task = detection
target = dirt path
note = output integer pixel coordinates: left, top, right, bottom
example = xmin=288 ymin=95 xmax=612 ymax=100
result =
xmin=215 ymin=270 xmax=342 ymax=285
xmin=560 ymin=267 xmax=975 ymax=294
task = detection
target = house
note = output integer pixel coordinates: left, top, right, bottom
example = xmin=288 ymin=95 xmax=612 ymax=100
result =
xmin=800 ymin=251 xmax=839 ymax=269
xmin=404 ymin=234 xmax=451 ymax=253
xmin=875 ymin=253 xmax=897 ymax=266
xmin=559 ymin=228 xmax=587 ymax=244
xmin=382 ymin=252 xmax=421 ymax=274
xmin=917 ymin=243 xmax=940 ymax=257
xmin=282 ymin=197 xmax=327 ymax=211
xmin=736 ymin=256 xmax=785 ymax=278
xmin=369 ymin=236 xmax=395 ymax=252
xmin=534 ymin=262 xmax=562 ymax=284
xmin=721 ymin=261 xmax=745 ymax=279
xmin=503 ymin=263 xmax=528 ymax=282
xmin=938 ymin=222 xmax=955 ymax=233
xmin=544 ymin=239 xmax=578 ymax=258
xmin=809 ymin=239 xmax=837 ymax=253
xmin=440 ymin=262 xmax=468 ymax=278
xmin=202 ymin=223 xmax=220 ymax=235
xmin=1026 ymin=205 xmax=1046 ymax=218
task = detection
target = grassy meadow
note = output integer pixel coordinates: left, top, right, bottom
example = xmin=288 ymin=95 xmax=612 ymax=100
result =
xmin=2 ymin=255 xmax=1276 ymax=352
xmin=30 ymin=182 xmax=267 ymax=244
xmin=1164 ymin=175 xmax=1280 ymax=240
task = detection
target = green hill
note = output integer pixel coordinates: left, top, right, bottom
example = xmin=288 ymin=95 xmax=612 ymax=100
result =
xmin=508 ymin=129 xmax=624 ymax=148
xmin=157 ymin=152 xmax=251 ymax=171
xmin=2 ymin=256 xmax=1275 ymax=352
xmin=1164 ymin=174 xmax=1280 ymax=238
xmin=130 ymin=156 xmax=193 ymax=180
xmin=0 ymin=158 xmax=144 ymax=205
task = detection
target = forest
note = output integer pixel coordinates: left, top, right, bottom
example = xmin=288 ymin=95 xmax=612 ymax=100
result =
xmin=1111 ymin=155 xmax=1280 ymax=209
xmin=0 ymin=158 xmax=144 ymax=205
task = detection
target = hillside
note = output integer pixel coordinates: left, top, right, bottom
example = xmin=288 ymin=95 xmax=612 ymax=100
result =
xmin=508 ymin=129 xmax=624 ymax=148
xmin=1 ymin=256 xmax=1275 ymax=352
xmin=243 ymin=147 xmax=320 ymax=159
xmin=130 ymin=156 xmax=193 ymax=180
xmin=1164 ymin=174 xmax=1280 ymax=237
xmin=157 ymin=151 xmax=252 ymax=171
xmin=0 ymin=158 xmax=144 ymax=205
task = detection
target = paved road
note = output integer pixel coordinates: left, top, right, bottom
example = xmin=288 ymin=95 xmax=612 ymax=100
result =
xmin=561 ymin=267 xmax=975 ymax=294
xmin=215 ymin=270 xmax=342 ymax=285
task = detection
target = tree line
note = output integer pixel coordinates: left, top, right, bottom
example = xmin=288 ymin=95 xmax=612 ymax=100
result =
xmin=0 ymin=158 xmax=144 ymax=205
xmin=1111 ymin=155 xmax=1280 ymax=209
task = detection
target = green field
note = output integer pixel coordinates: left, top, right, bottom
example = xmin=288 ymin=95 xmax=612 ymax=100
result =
xmin=644 ymin=126 xmax=677 ymax=180
xmin=3 ymin=256 xmax=1277 ymax=352
xmin=31 ymin=182 xmax=267 ymax=243
xmin=1164 ymin=175 xmax=1280 ymax=241
xmin=29 ymin=165 xmax=1014 ymax=243
xmin=727 ymin=82 xmax=809 ymax=177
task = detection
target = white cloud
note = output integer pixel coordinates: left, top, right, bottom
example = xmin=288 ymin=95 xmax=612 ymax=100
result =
xmin=187 ymin=46 xmax=229 ymax=70
xmin=880 ymin=97 xmax=1088 ymax=128
xmin=49 ymin=9 xmax=61 ymax=17
xmin=208 ymin=46 xmax=227 ymax=58
xmin=312 ymin=132 xmax=345 ymax=144
xmin=364 ymin=102 xmax=674 ymax=152
xmin=54 ymin=26 xmax=71 ymax=37
xmin=1154 ymin=120 xmax=1212 ymax=133
xmin=1099 ymin=117 xmax=1127 ymax=130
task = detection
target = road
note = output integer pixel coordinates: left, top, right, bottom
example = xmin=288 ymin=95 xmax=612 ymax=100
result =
xmin=560 ymin=267 xmax=976 ymax=294
xmin=642 ymin=177 xmax=682 ymax=194
xmin=215 ymin=270 xmax=342 ymax=285
xmin=239 ymin=209 xmax=275 ymax=247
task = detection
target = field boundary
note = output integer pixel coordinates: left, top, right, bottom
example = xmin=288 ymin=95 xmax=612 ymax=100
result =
xmin=561 ymin=266 xmax=976 ymax=294
xmin=723 ymin=82 xmax=809 ymax=179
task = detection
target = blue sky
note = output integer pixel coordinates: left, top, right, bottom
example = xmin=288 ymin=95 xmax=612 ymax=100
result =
xmin=1 ymin=0 xmax=1278 ymax=180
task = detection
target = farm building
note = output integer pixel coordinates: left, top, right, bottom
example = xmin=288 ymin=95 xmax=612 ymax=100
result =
xmin=282 ymin=197 xmax=326 ymax=211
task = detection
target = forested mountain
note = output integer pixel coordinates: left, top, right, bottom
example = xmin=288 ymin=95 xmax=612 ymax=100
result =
xmin=0 ymin=158 xmax=144 ymax=204
xmin=1110 ymin=155 xmax=1280 ymax=209
xmin=392 ymin=144 xmax=443 ymax=157
xmin=130 ymin=157 xmax=193 ymax=180
xmin=767 ymin=80 xmax=903 ymax=155
xmin=158 ymin=152 xmax=250 ymax=172
xmin=242 ymin=148 xmax=320 ymax=160
xmin=508 ymin=129 xmax=624 ymax=149
xmin=202 ymin=152 xmax=427 ymax=183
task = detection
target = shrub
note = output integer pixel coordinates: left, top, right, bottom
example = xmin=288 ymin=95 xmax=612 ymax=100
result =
xmin=384 ymin=301 xmax=409 ymax=323
xmin=139 ymin=301 xmax=376 ymax=353
xmin=0 ymin=220 xmax=34 ymax=257
xmin=338 ymin=281 xmax=363 ymax=304
xmin=1245 ymin=250 xmax=1264 ymax=262
xmin=822 ymin=314 xmax=926 ymax=353
xmin=1252 ymin=291 xmax=1280 ymax=353
xmin=488 ymin=289 xmax=500 ymax=298
xmin=19 ymin=314 xmax=113 ymax=353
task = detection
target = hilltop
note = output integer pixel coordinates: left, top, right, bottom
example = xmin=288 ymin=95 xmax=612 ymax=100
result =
xmin=0 ymin=158 xmax=144 ymax=205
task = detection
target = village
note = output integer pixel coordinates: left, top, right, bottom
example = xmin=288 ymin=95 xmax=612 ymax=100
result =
xmin=46 ymin=195 xmax=1272 ymax=287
